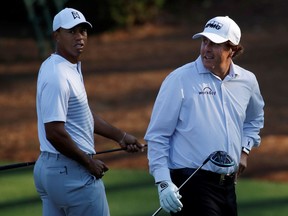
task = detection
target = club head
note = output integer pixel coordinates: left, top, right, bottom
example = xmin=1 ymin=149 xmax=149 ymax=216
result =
xmin=209 ymin=151 xmax=235 ymax=167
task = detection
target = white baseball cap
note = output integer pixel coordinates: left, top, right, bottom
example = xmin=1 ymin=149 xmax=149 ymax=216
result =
xmin=53 ymin=8 xmax=92 ymax=31
xmin=192 ymin=16 xmax=241 ymax=45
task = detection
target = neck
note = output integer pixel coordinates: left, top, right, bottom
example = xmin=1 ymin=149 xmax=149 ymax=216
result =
xmin=54 ymin=49 xmax=80 ymax=64
xmin=211 ymin=64 xmax=231 ymax=80
xmin=211 ymin=58 xmax=232 ymax=80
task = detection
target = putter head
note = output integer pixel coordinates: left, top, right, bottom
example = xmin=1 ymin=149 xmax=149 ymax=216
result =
xmin=209 ymin=151 xmax=235 ymax=167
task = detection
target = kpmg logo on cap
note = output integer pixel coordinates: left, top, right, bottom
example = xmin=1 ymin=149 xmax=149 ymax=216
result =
xmin=205 ymin=21 xmax=223 ymax=30
xmin=71 ymin=11 xmax=81 ymax=19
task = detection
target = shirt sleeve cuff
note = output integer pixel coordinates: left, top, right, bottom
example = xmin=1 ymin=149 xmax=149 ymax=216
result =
xmin=153 ymin=167 xmax=172 ymax=183
xmin=242 ymin=137 xmax=253 ymax=151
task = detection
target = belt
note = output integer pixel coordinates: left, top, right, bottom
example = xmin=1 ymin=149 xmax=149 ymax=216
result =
xmin=171 ymin=168 xmax=236 ymax=185
xmin=40 ymin=151 xmax=94 ymax=159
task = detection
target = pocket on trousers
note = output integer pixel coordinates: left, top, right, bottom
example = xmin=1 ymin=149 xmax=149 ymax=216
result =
xmin=47 ymin=166 xmax=68 ymax=175
xmin=78 ymin=165 xmax=96 ymax=186
xmin=45 ymin=166 xmax=68 ymax=206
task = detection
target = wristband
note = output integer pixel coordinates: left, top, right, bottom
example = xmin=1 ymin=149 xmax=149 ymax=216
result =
xmin=119 ymin=132 xmax=127 ymax=144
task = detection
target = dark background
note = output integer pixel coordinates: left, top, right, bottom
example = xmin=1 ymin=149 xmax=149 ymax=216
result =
xmin=0 ymin=0 xmax=288 ymax=181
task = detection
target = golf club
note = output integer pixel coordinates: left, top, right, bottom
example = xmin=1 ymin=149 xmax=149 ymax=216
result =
xmin=0 ymin=144 xmax=147 ymax=171
xmin=152 ymin=150 xmax=235 ymax=216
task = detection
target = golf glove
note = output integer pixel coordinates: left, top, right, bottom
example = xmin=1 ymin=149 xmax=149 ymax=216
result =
xmin=157 ymin=181 xmax=183 ymax=213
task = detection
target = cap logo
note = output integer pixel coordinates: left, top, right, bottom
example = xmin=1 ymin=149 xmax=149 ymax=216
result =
xmin=205 ymin=21 xmax=223 ymax=30
xmin=71 ymin=11 xmax=81 ymax=20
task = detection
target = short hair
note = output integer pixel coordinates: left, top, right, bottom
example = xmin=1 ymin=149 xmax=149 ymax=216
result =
xmin=228 ymin=41 xmax=244 ymax=58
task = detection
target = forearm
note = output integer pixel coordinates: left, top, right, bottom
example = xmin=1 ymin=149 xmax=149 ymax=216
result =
xmin=93 ymin=113 xmax=143 ymax=153
xmin=93 ymin=113 xmax=125 ymax=143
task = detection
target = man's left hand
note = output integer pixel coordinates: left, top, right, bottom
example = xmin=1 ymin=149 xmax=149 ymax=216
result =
xmin=237 ymin=151 xmax=248 ymax=178
xmin=118 ymin=132 xmax=145 ymax=153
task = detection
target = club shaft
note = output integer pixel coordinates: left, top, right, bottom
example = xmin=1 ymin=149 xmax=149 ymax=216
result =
xmin=177 ymin=163 xmax=205 ymax=191
xmin=151 ymin=157 xmax=209 ymax=216
xmin=0 ymin=144 xmax=147 ymax=171
xmin=152 ymin=152 xmax=234 ymax=215
xmin=151 ymin=164 xmax=205 ymax=216
xmin=152 ymin=207 xmax=162 ymax=216
xmin=0 ymin=162 xmax=36 ymax=171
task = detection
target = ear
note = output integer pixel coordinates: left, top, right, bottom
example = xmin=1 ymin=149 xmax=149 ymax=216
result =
xmin=229 ymin=48 xmax=235 ymax=58
xmin=52 ymin=31 xmax=59 ymax=42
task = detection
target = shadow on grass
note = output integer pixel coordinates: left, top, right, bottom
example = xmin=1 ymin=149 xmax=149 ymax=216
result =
xmin=0 ymin=197 xmax=40 ymax=210
xmin=105 ymin=179 xmax=153 ymax=193
xmin=239 ymin=197 xmax=288 ymax=210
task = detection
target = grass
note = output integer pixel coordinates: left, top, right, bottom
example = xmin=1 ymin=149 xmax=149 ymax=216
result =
xmin=237 ymin=179 xmax=288 ymax=216
xmin=1 ymin=166 xmax=288 ymax=216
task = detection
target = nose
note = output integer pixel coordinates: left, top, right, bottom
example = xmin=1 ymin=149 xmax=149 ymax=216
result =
xmin=74 ymin=31 xmax=85 ymax=39
xmin=72 ymin=27 xmax=87 ymax=39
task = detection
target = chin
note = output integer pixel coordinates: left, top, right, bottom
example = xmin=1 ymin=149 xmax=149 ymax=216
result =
xmin=75 ymin=51 xmax=83 ymax=57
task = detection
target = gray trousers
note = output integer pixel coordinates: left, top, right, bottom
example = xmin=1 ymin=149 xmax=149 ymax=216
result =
xmin=33 ymin=152 xmax=110 ymax=216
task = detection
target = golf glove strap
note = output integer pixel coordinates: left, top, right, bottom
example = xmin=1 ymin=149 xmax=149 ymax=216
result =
xmin=157 ymin=181 xmax=183 ymax=213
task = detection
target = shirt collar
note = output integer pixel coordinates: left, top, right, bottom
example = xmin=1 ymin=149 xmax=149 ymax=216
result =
xmin=228 ymin=62 xmax=239 ymax=78
xmin=195 ymin=55 xmax=240 ymax=79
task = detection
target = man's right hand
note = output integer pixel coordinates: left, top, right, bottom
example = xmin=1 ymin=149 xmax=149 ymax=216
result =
xmin=87 ymin=159 xmax=109 ymax=179
xmin=157 ymin=181 xmax=183 ymax=213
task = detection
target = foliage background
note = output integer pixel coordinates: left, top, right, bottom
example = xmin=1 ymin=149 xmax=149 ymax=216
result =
xmin=1 ymin=0 xmax=288 ymax=215
xmin=0 ymin=0 xmax=288 ymax=195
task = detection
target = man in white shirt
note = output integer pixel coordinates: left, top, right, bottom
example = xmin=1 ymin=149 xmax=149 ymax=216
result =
xmin=34 ymin=8 xmax=144 ymax=216
xmin=145 ymin=16 xmax=264 ymax=216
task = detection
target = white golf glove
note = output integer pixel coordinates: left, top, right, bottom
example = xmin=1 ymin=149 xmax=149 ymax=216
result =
xmin=157 ymin=181 xmax=183 ymax=213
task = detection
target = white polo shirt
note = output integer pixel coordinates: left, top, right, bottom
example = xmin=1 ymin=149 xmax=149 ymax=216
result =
xmin=36 ymin=54 xmax=95 ymax=154
xmin=145 ymin=56 xmax=264 ymax=183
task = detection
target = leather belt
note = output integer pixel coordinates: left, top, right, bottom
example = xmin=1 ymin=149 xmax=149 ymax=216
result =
xmin=41 ymin=151 xmax=94 ymax=159
xmin=171 ymin=168 xmax=236 ymax=185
